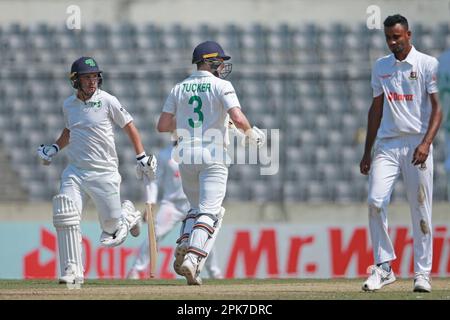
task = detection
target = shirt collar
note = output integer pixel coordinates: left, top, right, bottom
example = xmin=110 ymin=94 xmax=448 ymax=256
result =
xmin=391 ymin=46 xmax=418 ymax=66
xmin=404 ymin=46 xmax=418 ymax=65
xmin=191 ymin=70 xmax=215 ymax=77
xmin=76 ymin=89 xmax=100 ymax=103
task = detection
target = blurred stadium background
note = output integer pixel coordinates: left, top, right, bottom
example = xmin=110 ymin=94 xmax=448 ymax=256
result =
xmin=0 ymin=0 xmax=449 ymax=281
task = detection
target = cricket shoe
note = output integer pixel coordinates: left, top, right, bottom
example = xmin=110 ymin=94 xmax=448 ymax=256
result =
xmin=127 ymin=268 xmax=140 ymax=280
xmin=173 ymin=240 xmax=188 ymax=276
xmin=362 ymin=265 xmax=396 ymax=291
xmin=207 ymin=266 xmax=224 ymax=279
xmin=122 ymin=200 xmax=142 ymax=237
xmin=180 ymin=254 xmax=202 ymax=286
xmin=59 ymin=264 xmax=84 ymax=285
xmin=413 ymin=273 xmax=431 ymax=293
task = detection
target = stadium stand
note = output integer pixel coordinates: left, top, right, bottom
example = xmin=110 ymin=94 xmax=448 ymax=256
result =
xmin=0 ymin=22 xmax=448 ymax=202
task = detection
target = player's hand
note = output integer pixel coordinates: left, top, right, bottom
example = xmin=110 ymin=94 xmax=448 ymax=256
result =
xmin=412 ymin=142 xmax=430 ymax=166
xmin=360 ymin=153 xmax=371 ymax=175
xmin=136 ymin=152 xmax=157 ymax=180
xmin=37 ymin=144 xmax=59 ymax=165
xmin=244 ymin=126 xmax=266 ymax=148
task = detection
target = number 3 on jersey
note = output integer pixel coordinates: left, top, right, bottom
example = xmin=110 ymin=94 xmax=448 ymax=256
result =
xmin=188 ymin=95 xmax=203 ymax=128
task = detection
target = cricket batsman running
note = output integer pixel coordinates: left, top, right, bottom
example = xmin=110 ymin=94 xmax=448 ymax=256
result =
xmin=37 ymin=57 xmax=157 ymax=284
xmin=157 ymin=41 xmax=265 ymax=285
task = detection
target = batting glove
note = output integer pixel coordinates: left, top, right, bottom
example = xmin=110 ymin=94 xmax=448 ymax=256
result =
xmin=37 ymin=144 xmax=59 ymax=165
xmin=135 ymin=152 xmax=157 ymax=180
xmin=244 ymin=126 xmax=266 ymax=148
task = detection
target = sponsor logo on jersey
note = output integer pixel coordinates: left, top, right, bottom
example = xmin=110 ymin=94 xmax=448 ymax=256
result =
xmin=379 ymin=74 xmax=392 ymax=79
xmin=387 ymin=91 xmax=414 ymax=102
xmin=83 ymin=100 xmax=102 ymax=112
xmin=89 ymin=101 xmax=102 ymax=109
xmin=409 ymin=71 xmax=418 ymax=80
xmin=223 ymin=91 xmax=235 ymax=96
xmin=120 ymin=106 xmax=130 ymax=116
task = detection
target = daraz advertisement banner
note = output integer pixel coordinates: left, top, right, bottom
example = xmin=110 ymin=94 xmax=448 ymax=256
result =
xmin=0 ymin=222 xmax=449 ymax=279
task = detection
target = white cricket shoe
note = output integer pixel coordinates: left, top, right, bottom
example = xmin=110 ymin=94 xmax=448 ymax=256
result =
xmin=122 ymin=200 xmax=142 ymax=237
xmin=413 ymin=273 xmax=431 ymax=293
xmin=173 ymin=240 xmax=188 ymax=276
xmin=180 ymin=254 xmax=202 ymax=286
xmin=59 ymin=264 xmax=84 ymax=285
xmin=362 ymin=265 xmax=396 ymax=291
xmin=207 ymin=266 xmax=224 ymax=279
xmin=127 ymin=268 xmax=140 ymax=280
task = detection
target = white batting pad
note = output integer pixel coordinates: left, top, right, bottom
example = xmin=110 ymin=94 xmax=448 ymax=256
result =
xmin=52 ymin=194 xmax=84 ymax=283
xmin=196 ymin=207 xmax=225 ymax=273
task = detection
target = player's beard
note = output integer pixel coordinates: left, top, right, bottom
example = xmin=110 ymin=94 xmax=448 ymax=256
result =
xmin=390 ymin=43 xmax=405 ymax=54
xmin=79 ymin=83 xmax=97 ymax=100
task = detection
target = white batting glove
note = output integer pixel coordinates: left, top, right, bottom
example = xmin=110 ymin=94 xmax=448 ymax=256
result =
xmin=243 ymin=126 xmax=266 ymax=148
xmin=37 ymin=144 xmax=59 ymax=165
xmin=135 ymin=152 xmax=157 ymax=180
xmin=171 ymin=130 xmax=179 ymax=142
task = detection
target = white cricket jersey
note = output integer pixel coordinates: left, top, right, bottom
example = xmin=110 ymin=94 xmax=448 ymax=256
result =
xmin=148 ymin=145 xmax=187 ymax=203
xmin=438 ymin=49 xmax=450 ymax=170
xmin=162 ymin=70 xmax=241 ymax=147
xmin=63 ymin=89 xmax=133 ymax=172
xmin=371 ymin=46 xmax=439 ymax=138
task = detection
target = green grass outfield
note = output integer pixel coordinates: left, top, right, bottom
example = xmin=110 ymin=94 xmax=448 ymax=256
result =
xmin=0 ymin=278 xmax=449 ymax=300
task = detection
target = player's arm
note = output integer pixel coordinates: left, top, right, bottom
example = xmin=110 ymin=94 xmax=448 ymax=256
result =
xmin=412 ymin=92 xmax=443 ymax=165
xmin=360 ymin=94 xmax=384 ymax=175
xmin=228 ymin=107 xmax=251 ymax=131
xmin=55 ymin=128 xmax=70 ymax=150
xmin=228 ymin=107 xmax=265 ymax=147
xmin=158 ymin=87 xmax=177 ymax=132
xmin=123 ymin=121 xmax=157 ymax=178
xmin=123 ymin=121 xmax=145 ymax=154
xmin=157 ymin=112 xmax=176 ymax=132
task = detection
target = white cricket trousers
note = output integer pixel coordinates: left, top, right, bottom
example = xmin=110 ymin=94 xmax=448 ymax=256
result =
xmin=368 ymin=134 xmax=433 ymax=274
xmin=59 ymin=164 xmax=124 ymax=234
xmin=179 ymin=162 xmax=228 ymax=216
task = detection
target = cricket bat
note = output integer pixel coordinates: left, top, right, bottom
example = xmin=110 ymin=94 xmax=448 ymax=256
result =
xmin=144 ymin=175 xmax=158 ymax=278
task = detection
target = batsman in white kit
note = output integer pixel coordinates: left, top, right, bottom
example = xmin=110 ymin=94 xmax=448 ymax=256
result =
xmin=360 ymin=15 xmax=442 ymax=292
xmin=128 ymin=141 xmax=223 ymax=280
xmin=37 ymin=57 xmax=157 ymax=284
xmin=157 ymin=41 xmax=265 ymax=285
